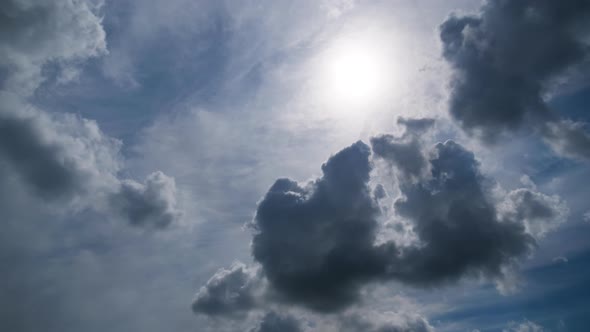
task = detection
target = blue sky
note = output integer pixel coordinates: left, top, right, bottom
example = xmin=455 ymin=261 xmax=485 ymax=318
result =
xmin=1 ymin=1 xmax=590 ymax=331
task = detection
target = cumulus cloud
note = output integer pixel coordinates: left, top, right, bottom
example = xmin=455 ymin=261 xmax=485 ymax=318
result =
xmin=0 ymin=0 xmax=107 ymax=95
xmin=387 ymin=140 xmax=537 ymax=287
xmin=371 ymin=117 xmax=434 ymax=180
xmin=110 ymin=171 xmax=182 ymax=228
xmin=192 ymin=263 xmax=263 ymax=316
xmin=250 ymin=311 xmax=302 ymax=332
xmin=0 ymin=93 xmax=120 ymax=201
xmin=439 ymin=0 xmax=590 ymax=159
xmin=251 ymin=141 xmax=392 ymax=311
xmin=0 ymin=0 xmax=181 ymax=229
xmin=0 ymin=93 xmax=182 ymax=228
xmin=232 ymin=122 xmax=567 ymax=312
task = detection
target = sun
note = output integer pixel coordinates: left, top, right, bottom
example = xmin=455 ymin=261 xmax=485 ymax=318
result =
xmin=316 ymin=34 xmax=394 ymax=110
xmin=327 ymin=46 xmax=384 ymax=103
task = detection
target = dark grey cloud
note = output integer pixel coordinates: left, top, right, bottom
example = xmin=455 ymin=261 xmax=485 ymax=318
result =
xmin=371 ymin=117 xmax=434 ymax=180
xmin=250 ymin=141 xmax=393 ymax=311
xmin=440 ymin=0 xmax=590 ymax=158
xmin=389 ymin=140 xmax=536 ymax=286
xmin=110 ymin=172 xmax=182 ymax=228
xmin=0 ymin=94 xmax=121 ymax=200
xmin=250 ymin=311 xmax=302 ymax=332
xmin=239 ymin=126 xmax=567 ymax=312
xmin=192 ymin=263 xmax=262 ymax=316
xmin=0 ymin=109 xmax=82 ymax=199
xmin=0 ymin=94 xmax=181 ymax=228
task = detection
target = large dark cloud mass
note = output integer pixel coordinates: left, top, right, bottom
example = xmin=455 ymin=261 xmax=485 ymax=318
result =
xmin=238 ymin=120 xmax=566 ymax=312
xmin=251 ymin=141 xmax=394 ymax=311
xmin=440 ymin=0 xmax=590 ymax=158
xmin=387 ymin=140 xmax=535 ymax=286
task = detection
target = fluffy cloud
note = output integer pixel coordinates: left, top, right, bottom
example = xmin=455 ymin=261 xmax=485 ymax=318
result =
xmin=0 ymin=93 xmax=120 ymax=201
xmin=229 ymin=120 xmax=567 ymax=312
xmin=110 ymin=171 xmax=182 ymax=228
xmin=0 ymin=0 xmax=107 ymax=95
xmin=371 ymin=117 xmax=434 ymax=180
xmin=192 ymin=263 xmax=262 ymax=316
xmin=0 ymin=93 xmax=181 ymax=227
xmin=251 ymin=141 xmax=392 ymax=311
xmin=0 ymin=0 xmax=181 ymax=229
xmin=439 ymin=0 xmax=590 ymax=159
xmin=387 ymin=139 xmax=536 ymax=287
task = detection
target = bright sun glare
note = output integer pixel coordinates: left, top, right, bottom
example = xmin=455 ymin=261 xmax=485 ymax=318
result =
xmin=317 ymin=35 xmax=394 ymax=110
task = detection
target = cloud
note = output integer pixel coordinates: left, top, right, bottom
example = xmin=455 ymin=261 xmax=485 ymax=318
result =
xmin=231 ymin=121 xmax=567 ymax=312
xmin=0 ymin=93 xmax=121 ymax=201
xmin=439 ymin=0 xmax=590 ymax=159
xmin=192 ymin=262 xmax=262 ymax=316
xmin=387 ymin=140 xmax=537 ymax=287
xmin=0 ymin=0 xmax=181 ymax=229
xmin=110 ymin=171 xmax=182 ymax=228
xmin=371 ymin=117 xmax=434 ymax=180
xmin=0 ymin=0 xmax=107 ymax=95
xmin=250 ymin=141 xmax=392 ymax=311
xmin=0 ymin=93 xmax=182 ymax=228
xmin=250 ymin=311 xmax=302 ymax=332
xmin=499 ymin=189 xmax=568 ymax=239
xmin=542 ymin=120 xmax=590 ymax=160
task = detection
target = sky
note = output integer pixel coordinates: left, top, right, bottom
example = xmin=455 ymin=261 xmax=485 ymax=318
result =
xmin=1 ymin=0 xmax=590 ymax=331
